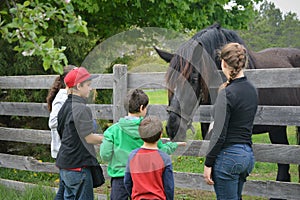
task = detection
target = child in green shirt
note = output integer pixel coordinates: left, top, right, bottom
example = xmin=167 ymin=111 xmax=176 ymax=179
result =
xmin=100 ymin=88 xmax=185 ymax=200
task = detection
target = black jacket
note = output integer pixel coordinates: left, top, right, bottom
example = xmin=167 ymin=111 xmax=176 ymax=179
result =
xmin=56 ymin=94 xmax=98 ymax=168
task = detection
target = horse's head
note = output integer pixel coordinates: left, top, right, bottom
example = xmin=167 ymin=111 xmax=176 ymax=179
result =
xmin=155 ymin=24 xmax=254 ymax=141
xmin=155 ymin=41 xmax=218 ymax=141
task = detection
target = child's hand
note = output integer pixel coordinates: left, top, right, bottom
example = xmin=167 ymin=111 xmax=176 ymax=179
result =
xmin=176 ymin=142 xmax=187 ymax=146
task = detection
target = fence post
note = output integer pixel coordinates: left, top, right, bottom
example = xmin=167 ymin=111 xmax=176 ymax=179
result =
xmin=113 ymin=64 xmax=128 ymax=123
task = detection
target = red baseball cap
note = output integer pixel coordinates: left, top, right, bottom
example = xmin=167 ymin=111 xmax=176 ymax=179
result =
xmin=64 ymin=67 xmax=98 ymax=88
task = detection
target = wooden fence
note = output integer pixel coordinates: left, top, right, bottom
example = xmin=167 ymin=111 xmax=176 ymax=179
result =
xmin=1 ymin=64 xmax=300 ymax=199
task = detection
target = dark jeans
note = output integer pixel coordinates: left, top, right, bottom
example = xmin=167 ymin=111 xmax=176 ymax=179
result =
xmin=110 ymin=177 xmax=130 ymax=200
xmin=213 ymin=144 xmax=255 ymax=200
xmin=59 ymin=168 xmax=94 ymax=200
xmin=54 ymin=175 xmax=64 ymax=200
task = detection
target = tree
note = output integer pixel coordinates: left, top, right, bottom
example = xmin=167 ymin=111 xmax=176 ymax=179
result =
xmin=0 ymin=0 xmax=88 ymax=74
xmin=70 ymin=0 xmax=262 ymax=36
xmin=239 ymin=0 xmax=300 ymax=51
xmin=0 ymin=0 xmax=262 ymax=75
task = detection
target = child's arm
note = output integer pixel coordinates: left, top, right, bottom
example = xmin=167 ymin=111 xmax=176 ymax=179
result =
xmin=157 ymin=140 xmax=187 ymax=155
xmin=99 ymin=130 xmax=114 ymax=162
xmin=85 ymin=134 xmax=103 ymax=144
xmin=85 ymin=119 xmax=103 ymax=144
xmin=163 ymin=159 xmax=174 ymax=200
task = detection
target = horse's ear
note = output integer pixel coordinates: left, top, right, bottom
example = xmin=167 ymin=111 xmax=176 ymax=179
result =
xmin=153 ymin=46 xmax=174 ymax=63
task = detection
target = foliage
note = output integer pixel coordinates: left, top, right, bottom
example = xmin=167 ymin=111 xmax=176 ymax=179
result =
xmin=4 ymin=89 xmax=48 ymax=103
xmin=239 ymin=0 xmax=300 ymax=51
xmin=0 ymin=0 xmax=88 ymax=74
xmin=71 ymin=0 xmax=262 ymax=36
xmin=0 ymin=0 xmax=263 ymax=75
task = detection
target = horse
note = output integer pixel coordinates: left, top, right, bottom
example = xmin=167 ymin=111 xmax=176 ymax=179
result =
xmin=154 ymin=23 xmax=300 ymax=184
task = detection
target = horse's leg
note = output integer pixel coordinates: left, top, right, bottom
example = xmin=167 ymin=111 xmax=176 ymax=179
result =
xmin=268 ymin=126 xmax=291 ymax=182
xmin=200 ymin=122 xmax=210 ymax=140
xmin=297 ymin=126 xmax=300 ymax=183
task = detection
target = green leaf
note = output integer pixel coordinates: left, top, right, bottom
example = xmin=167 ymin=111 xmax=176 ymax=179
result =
xmin=37 ymin=36 xmax=46 ymax=44
xmin=65 ymin=4 xmax=74 ymax=13
xmin=13 ymin=46 xmax=23 ymax=52
xmin=0 ymin=11 xmax=8 ymax=15
xmin=53 ymin=64 xmax=64 ymax=75
xmin=23 ymin=1 xmax=31 ymax=7
xmin=43 ymin=39 xmax=54 ymax=49
xmin=42 ymin=57 xmax=51 ymax=71
xmin=67 ymin=22 xmax=79 ymax=34
xmin=9 ymin=8 xmax=18 ymax=15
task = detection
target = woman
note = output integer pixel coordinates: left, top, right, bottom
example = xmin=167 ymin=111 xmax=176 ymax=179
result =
xmin=47 ymin=65 xmax=75 ymax=159
xmin=204 ymin=43 xmax=258 ymax=199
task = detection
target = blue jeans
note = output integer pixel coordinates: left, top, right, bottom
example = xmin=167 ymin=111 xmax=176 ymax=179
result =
xmin=59 ymin=168 xmax=94 ymax=200
xmin=54 ymin=175 xmax=64 ymax=200
xmin=110 ymin=177 xmax=130 ymax=200
xmin=213 ymin=144 xmax=255 ymax=200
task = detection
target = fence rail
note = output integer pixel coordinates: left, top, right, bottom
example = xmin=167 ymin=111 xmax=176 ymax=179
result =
xmin=0 ymin=65 xmax=300 ymax=199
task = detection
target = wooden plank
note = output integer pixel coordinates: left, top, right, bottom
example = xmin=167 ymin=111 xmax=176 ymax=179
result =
xmin=0 ymin=103 xmax=113 ymax=119
xmin=0 ymin=153 xmax=109 ymax=178
xmin=253 ymin=105 xmax=300 ymax=126
xmin=0 ymin=75 xmax=56 ymax=89
xmin=0 ymin=129 xmax=299 ymax=165
xmin=113 ymin=64 xmax=127 ymax=122
xmin=127 ymin=68 xmax=300 ymax=89
xmin=128 ymin=72 xmax=166 ymax=89
xmin=169 ymin=140 xmax=300 ymax=164
xmin=0 ymin=178 xmax=299 ymax=200
xmin=252 ymin=143 xmax=300 ymax=164
xmin=243 ymin=180 xmax=300 ymax=199
xmin=1 ymin=68 xmax=300 ymax=90
xmin=149 ymin=104 xmax=300 ymax=126
xmin=0 ymin=127 xmax=51 ymax=144
xmin=128 ymin=68 xmax=300 ymax=89
xmin=0 ymin=153 xmax=59 ymax=173
xmin=0 ymin=74 xmax=113 ymax=89
xmin=0 ymin=102 xmax=50 ymax=117
xmin=244 ymin=68 xmax=300 ymax=89
xmin=173 ymin=172 xmax=300 ymax=199
xmin=89 ymin=104 xmax=113 ymax=120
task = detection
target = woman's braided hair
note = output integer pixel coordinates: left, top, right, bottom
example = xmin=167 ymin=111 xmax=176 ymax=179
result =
xmin=218 ymin=42 xmax=248 ymax=90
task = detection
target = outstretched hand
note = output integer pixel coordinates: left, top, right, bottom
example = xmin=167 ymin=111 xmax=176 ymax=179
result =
xmin=176 ymin=142 xmax=187 ymax=146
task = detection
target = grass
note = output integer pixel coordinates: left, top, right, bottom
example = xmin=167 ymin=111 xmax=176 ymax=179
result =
xmin=0 ymin=184 xmax=55 ymax=200
xmin=1 ymin=89 xmax=299 ymax=199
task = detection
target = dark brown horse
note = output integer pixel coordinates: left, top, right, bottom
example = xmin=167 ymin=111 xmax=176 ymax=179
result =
xmin=155 ymin=24 xmax=300 ymax=185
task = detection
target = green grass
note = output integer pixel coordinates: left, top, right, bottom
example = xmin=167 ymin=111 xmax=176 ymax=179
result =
xmin=0 ymin=184 xmax=55 ymax=200
xmin=145 ymin=89 xmax=168 ymax=105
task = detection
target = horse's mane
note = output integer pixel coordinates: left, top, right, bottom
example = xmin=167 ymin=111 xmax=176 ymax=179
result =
xmin=166 ymin=23 xmax=255 ymax=96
